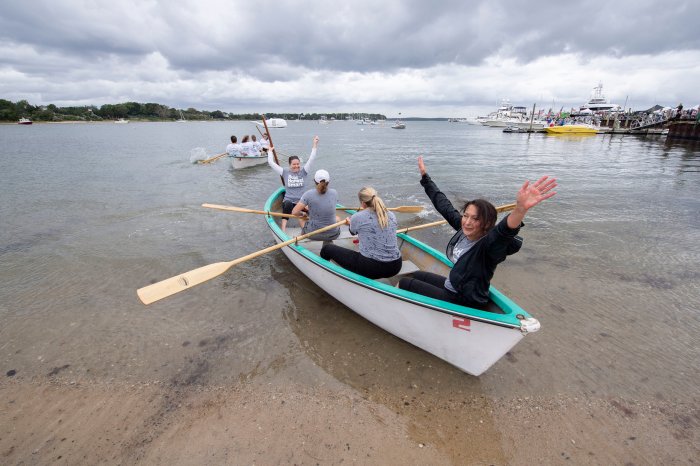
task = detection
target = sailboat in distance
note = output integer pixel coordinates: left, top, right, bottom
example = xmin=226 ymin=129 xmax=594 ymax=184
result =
xmin=392 ymin=112 xmax=406 ymax=129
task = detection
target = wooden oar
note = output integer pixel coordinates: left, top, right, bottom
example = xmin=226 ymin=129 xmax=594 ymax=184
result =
xmin=137 ymin=219 xmax=346 ymax=305
xmin=202 ymin=203 xmax=307 ymax=219
xmin=261 ymin=116 xmax=284 ymax=185
xmin=197 ymin=152 xmax=227 ymax=164
xmin=396 ymin=203 xmax=516 ymax=234
xmin=336 ymin=205 xmax=424 ymax=213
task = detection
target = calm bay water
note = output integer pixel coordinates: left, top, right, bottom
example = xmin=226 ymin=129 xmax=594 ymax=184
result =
xmin=1 ymin=121 xmax=699 ymax=403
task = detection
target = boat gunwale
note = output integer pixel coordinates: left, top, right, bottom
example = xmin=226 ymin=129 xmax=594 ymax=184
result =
xmin=264 ymin=188 xmax=533 ymax=329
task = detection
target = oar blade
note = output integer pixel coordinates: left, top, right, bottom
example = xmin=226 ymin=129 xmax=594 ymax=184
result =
xmin=391 ymin=205 xmax=424 ymax=213
xmin=137 ymin=261 xmax=233 ymax=305
xmin=496 ymin=203 xmax=516 ymax=213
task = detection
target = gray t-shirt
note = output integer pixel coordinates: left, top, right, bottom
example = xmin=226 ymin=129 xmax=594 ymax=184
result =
xmin=299 ymin=188 xmax=340 ymax=240
xmin=444 ymin=234 xmax=479 ymax=292
xmin=282 ymin=168 xmax=309 ymax=203
xmin=268 ymin=148 xmax=317 ymax=203
xmin=349 ymin=209 xmax=401 ymax=262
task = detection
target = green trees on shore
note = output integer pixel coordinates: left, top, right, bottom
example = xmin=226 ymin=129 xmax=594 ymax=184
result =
xmin=0 ymin=99 xmax=385 ymax=122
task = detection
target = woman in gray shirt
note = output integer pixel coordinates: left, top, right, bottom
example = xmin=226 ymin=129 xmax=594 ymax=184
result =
xmin=320 ymin=187 xmax=402 ymax=279
xmin=292 ymin=169 xmax=341 ymax=241
xmin=268 ymin=136 xmax=319 ymax=231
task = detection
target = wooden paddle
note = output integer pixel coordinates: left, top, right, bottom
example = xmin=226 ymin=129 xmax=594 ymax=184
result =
xmin=336 ymin=205 xmax=424 ymax=213
xmin=261 ymin=115 xmax=284 ymax=185
xmin=197 ymin=152 xmax=227 ymax=164
xmin=396 ymin=203 xmax=516 ymax=234
xmin=202 ymin=203 xmax=307 ymax=219
xmin=137 ymin=219 xmax=346 ymax=305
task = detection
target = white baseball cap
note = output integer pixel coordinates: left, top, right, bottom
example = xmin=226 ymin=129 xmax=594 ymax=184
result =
xmin=314 ymin=169 xmax=330 ymax=183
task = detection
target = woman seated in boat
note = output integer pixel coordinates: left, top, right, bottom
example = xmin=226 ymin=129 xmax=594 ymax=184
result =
xmin=225 ymin=135 xmax=241 ymax=157
xmin=259 ymin=134 xmax=270 ymax=153
xmin=268 ymin=136 xmax=319 ymax=231
xmin=398 ymin=156 xmax=557 ymax=310
xmin=249 ymin=135 xmax=262 ymax=157
xmin=240 ymin=135 xmax=252 ymax=156
xmin=320 ymin=187 xmax=403 ymax=279
xmin=291 ymin=169 xmax=340 ymax=241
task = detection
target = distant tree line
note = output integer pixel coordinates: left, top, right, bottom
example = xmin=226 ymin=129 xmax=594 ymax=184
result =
xmin=0 ymin=99 xmax=385 ymax=122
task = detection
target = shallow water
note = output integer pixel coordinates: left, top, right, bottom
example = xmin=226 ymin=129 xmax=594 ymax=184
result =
xmin=1 ymin=121 xmax=699 ymax=405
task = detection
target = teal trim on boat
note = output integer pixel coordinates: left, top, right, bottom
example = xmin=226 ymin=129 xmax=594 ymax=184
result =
xmin=264 ymin=187 xmax=534 ymax=329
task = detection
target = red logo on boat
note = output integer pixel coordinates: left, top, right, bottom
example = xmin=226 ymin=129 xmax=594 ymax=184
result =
xmin=452 ymin=317 xmax=471 ymax=331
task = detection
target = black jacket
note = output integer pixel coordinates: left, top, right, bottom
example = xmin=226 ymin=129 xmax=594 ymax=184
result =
xmin=420 ymin=173 xmax=522 ymax=307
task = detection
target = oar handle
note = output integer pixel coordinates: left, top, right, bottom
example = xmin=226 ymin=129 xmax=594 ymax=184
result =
xmin=396 ymin=203 xmax=517 ymax=234
xmin=336 ymin=205 xmax=423 ymax=213
xmin=261 ymin=115 xmax=284 ymax=185
xmin=396 ymin=219 xmax=447 ymax=234
xmin=202 ymin=203 xmax=307 ymax=219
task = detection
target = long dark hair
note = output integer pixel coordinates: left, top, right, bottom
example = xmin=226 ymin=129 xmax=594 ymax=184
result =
xmin=462 ymin=199 xmax=497 ymax=235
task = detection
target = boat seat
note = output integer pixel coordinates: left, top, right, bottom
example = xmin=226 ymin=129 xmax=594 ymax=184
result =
xmin=395 ymin=260 xmax=420 ymax=276
xmin=375 ymin=260 xmax=421 ymax=285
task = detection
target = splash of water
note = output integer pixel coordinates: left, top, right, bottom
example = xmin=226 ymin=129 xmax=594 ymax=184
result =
xmin=189 ymin=147 xmax=208 ymax=164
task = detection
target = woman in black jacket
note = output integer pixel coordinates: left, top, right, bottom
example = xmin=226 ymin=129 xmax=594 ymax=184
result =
xmin=399 ymin=156 xmax=557 ymax=310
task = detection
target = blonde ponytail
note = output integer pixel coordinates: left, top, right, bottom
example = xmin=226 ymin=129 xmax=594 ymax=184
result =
xmin=358 ymin=186 xmax=389 ymax=229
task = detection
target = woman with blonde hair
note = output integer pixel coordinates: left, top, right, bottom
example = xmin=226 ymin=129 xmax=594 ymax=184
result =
xmin=320 ymin=186 xmax=402 ymax=279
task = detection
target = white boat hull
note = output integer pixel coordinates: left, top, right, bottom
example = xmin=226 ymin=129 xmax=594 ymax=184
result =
xmin=273 ymin=235 xmax=526 ymax=375
xmin=230 ymin=155 xmax=267 ymax=169
xmin=482 ymin=120 xmax=509 ymax=127
xmin=511 ymin=120 xmax=546 ymax=130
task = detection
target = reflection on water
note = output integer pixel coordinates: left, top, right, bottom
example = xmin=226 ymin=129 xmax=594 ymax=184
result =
xmin=1 ymin=122 xmax=699 ymax=410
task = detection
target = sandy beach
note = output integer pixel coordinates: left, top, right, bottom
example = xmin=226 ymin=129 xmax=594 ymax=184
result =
xmin=2 ymin=374 xmax=697 ymax=464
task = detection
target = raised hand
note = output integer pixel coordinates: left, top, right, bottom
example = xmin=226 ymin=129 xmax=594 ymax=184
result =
xmin=418 ymin=156 xmax=427 ymax=176
xmin=516 ymin=176 xmax=557 ymax=211
xmin=313 ymin=136 xmax=319 ymax=147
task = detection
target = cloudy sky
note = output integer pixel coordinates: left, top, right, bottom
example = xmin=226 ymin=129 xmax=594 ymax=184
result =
xmin=1 ymin=0 xmax=699 ymax=117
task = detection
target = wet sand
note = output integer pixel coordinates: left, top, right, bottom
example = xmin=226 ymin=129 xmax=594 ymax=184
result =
xmin=2 ymin=377 xmax=697 ymax=465
xmin=1 ymin=265 xmax=698 ymax=465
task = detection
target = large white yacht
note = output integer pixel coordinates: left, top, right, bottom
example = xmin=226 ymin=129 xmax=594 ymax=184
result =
xmin=577 ymin=83 xmax=622 ymax=113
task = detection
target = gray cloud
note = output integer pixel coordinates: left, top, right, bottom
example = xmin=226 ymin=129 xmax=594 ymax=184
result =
xmin=1 ymin=0 xmax=698 ymax=115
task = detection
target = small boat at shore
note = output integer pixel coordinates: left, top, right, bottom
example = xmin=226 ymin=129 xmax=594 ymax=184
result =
xmin=264 ymin=188 xmax=540 ymax=376
xmin=391 ymin=120 xmax=406 ymax=129
xmin=18 ymin=118 xmax=32 ymax=125
xmin=230 ymin=154 xmax=268 ymax=170
xmin=545 ymin=124 xmax=600 ymax=135
xmin=114 ymin=118 xmax=129 ymax=124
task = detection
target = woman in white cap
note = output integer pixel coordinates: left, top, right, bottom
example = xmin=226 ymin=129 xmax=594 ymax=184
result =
xmin=268 ymin=136 xmax=319 ymax=231
xmin=320 ymin=186 xmax=402 ymax=279
xmin=291 ymin=169 xmax=340 ymax=241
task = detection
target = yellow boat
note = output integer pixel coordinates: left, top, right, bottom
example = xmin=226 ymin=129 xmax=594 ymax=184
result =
xmin=545 ymin=124 xmax=599 ymax=134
